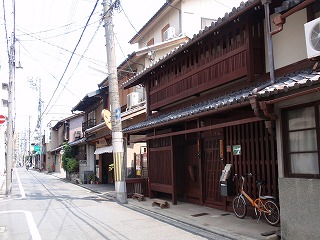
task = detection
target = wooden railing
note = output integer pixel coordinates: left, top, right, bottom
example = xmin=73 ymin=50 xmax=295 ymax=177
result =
xmin=126 ymin=178 xmax=149 ymax=197
xmin=82 ymin=119 xmax=96 ymax=132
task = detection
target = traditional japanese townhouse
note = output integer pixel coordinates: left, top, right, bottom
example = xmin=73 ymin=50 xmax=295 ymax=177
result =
xmin=252 ymin=1 xmax=320 ymax=239
xmin=119 ymin=0 xmax=243 ymax=189
xmin=48 ymin=113 xmax=84 ymax=174
xmin=43 ymin=119 xmax=58 ymax=172
xmin=71 ymin=86 xmax=112 ymax=184
xmin=122 ymin=2 xmax=319 ymax=238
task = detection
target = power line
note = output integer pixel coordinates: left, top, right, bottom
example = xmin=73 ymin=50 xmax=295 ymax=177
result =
xmin=213 ymin=0 xmax=233 ymax=10
xmin=16 ymin=27 xmax=105 ymax=66
xmin=17 ymin=19 xmax=100 ymax=41
xmin=40 ymin=0 xmax=100 ymax=121
xmin=16 ymin=12 xmax=100 ymax=37
xmin=44 ymin=17 xmax=103 ymax=118
xmin=119 ymin=1 xmax=151 ymax=51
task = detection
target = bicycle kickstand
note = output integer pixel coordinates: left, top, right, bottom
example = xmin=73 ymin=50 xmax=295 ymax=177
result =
xmin=252 ymin=208 xmax=262 ymax=223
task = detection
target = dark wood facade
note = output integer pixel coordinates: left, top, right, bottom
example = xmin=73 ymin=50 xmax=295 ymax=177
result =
xmin=146 ymin=112 xmax=278 ymax=210
xmin=146 ymin=12 xmax=265 ymax=112
xmin=125 ymin=2 xmax=280 ymax=211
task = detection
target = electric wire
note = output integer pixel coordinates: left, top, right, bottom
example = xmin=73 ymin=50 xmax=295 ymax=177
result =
xmin=40 ymin=0 xmax=100 ymax=122
xmin=118 ymin=2 xmax=152 ymax=51
xmin=44 ymin=17 xmax=104 ymax=118
xmin=18 ymin=40 xmax=76 ymax=97
xmin=16 ymin=11 xmax=100 ymax=37
xmin=16 ymin=27 xmax=106 ymax=68
xmin=17 ymin=19 xmax=100 ymax=41
xmin=213 ymin=0 xmax=232 ymax=10
xmin=114 ymin=33 xmax=135 ymax=75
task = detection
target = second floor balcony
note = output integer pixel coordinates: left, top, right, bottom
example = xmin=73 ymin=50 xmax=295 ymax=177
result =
xmin=82 ymin=119 xmax=96 ymax=132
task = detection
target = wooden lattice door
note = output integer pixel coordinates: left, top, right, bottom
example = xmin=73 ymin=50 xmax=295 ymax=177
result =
xmin=203 ymin=137 xmax=223 ymax=207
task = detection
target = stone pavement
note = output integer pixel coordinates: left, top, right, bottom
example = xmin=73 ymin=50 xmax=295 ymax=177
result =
xmin=0 ymin=173 xmax=5 ymax=198
xmin=1 ymin=171 xmax=280 ymax=240
xmin=67 ymin=177 xmax=280 ymax=240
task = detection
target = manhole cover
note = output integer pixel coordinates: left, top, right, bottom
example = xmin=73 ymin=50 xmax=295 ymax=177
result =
xmin=0 ymin=226 xmax=6 ymax=233
xmin=191 ymin=213 xmax=209 ymax=217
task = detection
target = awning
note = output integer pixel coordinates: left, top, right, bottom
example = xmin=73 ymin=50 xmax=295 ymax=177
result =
xmin=50 ymin=146 xmax=62 ymax=153
xmin=94 ymin=146 xmax=113 ymax=155
xmin=69 ymin=137 xmax=86 ymax=146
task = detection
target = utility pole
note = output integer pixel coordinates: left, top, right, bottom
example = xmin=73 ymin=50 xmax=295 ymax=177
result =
xmin=102 ymin=0 xmax=127 ymax=204
xmin=28 ymin=78 xmax=42 ymax=169
xmin=37 ymin=79 xmax=42 ymax=170
xmin=6 ymin=34 xmax=15 ymax=195
xmin=28 ymin=116 xmax=31 ymax=166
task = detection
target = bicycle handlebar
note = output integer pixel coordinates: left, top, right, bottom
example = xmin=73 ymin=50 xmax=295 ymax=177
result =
xmin=233 ymin=173 xmax=256 ymax=180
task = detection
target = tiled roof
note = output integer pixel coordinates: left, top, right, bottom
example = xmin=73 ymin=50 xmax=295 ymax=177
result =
xmin=123 ymin=69 xmax=320 ymax=133
xmin=122 ymin=0 xmax=259 ymax=89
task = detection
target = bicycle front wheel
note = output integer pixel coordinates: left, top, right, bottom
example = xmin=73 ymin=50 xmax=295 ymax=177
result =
xmin=233 ymin=196 xmax=247 ymax=219
xmin=263 ymin=200 xmax=280 ymax=226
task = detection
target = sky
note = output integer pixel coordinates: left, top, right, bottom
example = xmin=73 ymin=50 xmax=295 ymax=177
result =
xmin=0 ymin=0 xmax=244 ymax=141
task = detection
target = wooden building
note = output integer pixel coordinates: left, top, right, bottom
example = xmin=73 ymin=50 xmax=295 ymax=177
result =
xmin=122 ymin=0 xmax=317 ymax=215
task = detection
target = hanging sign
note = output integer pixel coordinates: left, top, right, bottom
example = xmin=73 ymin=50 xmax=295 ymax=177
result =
xmin=101 ymin=109 xmax=112 ymax=130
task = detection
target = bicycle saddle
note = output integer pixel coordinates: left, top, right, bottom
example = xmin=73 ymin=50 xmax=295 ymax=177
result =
xmin=256 ymin=180 xmax=266 ymax=186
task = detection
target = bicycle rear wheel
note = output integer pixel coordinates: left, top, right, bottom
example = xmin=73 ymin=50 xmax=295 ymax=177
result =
xmin=263 ymin=200 xmax=280 ymax=226
xmin=233 ymin=196 xmax=247 ymax=218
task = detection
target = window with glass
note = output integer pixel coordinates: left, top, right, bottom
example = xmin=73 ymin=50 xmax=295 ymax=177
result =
xmin=283 ymin=102 xmax=320 ymax=178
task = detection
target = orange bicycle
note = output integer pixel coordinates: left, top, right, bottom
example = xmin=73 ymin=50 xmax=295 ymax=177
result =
xmin=232 ymin=173 xmax=280 ymax=226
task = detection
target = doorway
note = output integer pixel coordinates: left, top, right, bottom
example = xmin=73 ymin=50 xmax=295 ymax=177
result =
xmin=203 ymin=136 xmax=224 ymax=208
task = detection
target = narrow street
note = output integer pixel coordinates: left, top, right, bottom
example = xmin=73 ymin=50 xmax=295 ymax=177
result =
xmin=0 ymin=168 xmax=232 ymax=240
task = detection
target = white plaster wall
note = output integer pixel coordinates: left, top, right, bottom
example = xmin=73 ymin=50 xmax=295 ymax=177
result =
xmin=125 ymin=135 xmax=146 ymax=174
xmin=138 ymin=0 xmax=244 ymax=48
xmin=266 ymin=9 xmax=308 ymax=71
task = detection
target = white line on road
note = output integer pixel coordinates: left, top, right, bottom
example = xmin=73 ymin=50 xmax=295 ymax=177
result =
xmin=0 ymin=210 xmax=41 ymax=240
xmin=15 ymin=168 xmax=26 ymax=198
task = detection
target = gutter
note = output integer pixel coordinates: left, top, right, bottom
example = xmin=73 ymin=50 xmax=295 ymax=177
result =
xmin=250 ymin=0 xmax=315 ymax=133
xmin=271 ymin=0 xmax=316 ymax=36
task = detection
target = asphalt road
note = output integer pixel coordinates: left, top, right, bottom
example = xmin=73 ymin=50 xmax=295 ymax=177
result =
xmin=0 ymin=168 xmax=232 ymax=240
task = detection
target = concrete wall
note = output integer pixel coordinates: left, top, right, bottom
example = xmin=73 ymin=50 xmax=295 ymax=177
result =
xmin=275 ymin=92 xmax=320 ymax=240
xmin=279 ymin=178 xmax=320 ymax=240
xmin=69 ymin=115 xmax=83 ymax=142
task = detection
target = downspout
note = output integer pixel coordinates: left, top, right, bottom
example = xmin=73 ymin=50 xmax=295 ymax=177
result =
xmin=271 ymin=0 xmax=316 ymax=36
xmin=252 ymin=0 xmax=275 ymax=95
xmin=253 ymin=0 xmax=316 ymax=95
xmin=251 ymin=0 xmax=316 ymax=131
xmin=251 ymin=0 xmax=276 ymax=135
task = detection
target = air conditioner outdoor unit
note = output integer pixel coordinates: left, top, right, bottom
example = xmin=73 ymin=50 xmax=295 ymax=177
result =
xmin=127 ymin=92 xmax=142 ymax=109
xmin=74 ymin=131 xmax=81 ymax=139
xmin=164 ymin=27 xmax=175 ymax=41
xmin=304 ymin=17 xmax=320 ymax=59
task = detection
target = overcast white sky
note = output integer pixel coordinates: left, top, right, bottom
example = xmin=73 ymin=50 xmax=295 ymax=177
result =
xmin=0 ymin=0 xmax=244 ymax=140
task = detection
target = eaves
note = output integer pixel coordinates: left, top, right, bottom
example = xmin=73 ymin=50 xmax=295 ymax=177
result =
xmin=123 ymin=68 xmax=320 ymax=134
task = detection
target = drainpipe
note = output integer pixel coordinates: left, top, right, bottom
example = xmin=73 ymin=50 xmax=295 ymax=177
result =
xmin=252 ymin=0 xmax=275 ymax=95
xmin=253 ymin=0 xmax=316 ymax=95
xmin=271 ymin=0 xmax=316 ymax=36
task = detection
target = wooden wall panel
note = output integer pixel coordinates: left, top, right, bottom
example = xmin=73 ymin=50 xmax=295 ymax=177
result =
xmin=225 ymin=121 xmax=278 ymax=199
xmin=149 ymin=147 xmax=172 ymax=186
